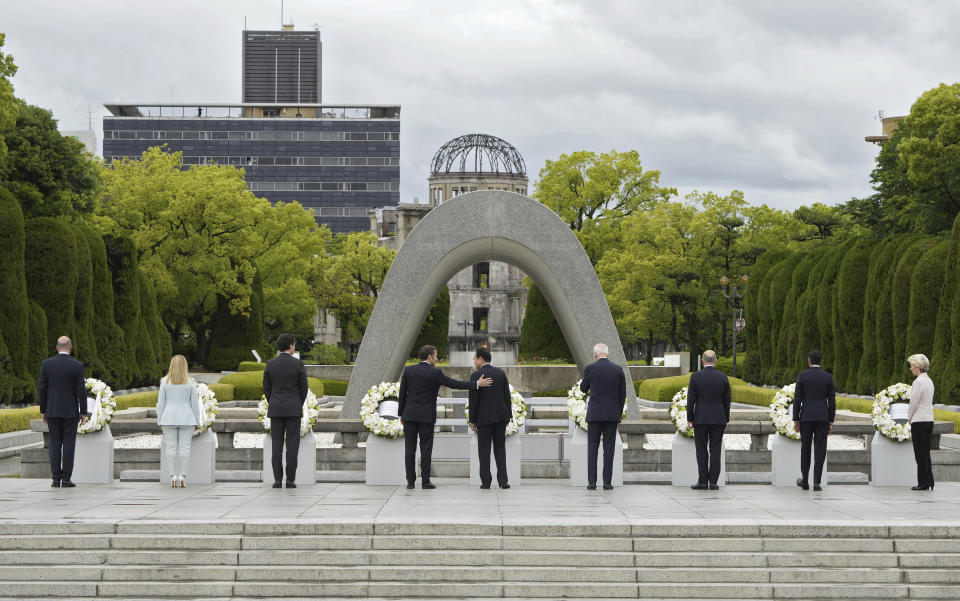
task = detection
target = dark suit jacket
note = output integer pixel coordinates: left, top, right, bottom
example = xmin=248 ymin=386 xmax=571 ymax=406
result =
xmin=38 ymin=353 xmax=88 ymax=418
xmin=468 ymin=363 xmax=511 ymax=426
xmin=793 ymin=366 xmax=836 ymax=422
xmin=579 ymin=357 xmax=626 ymax=423
xmin=398 ymin=362 xmax=476 ymax=423
xmin=687 ymin=365 xmax=731 ymax=426
xmin=263 ymin=352 xmax=308 ymax=418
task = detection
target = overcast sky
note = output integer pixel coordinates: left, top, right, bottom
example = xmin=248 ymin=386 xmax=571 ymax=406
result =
xmin=4 ymin=0 xmax=959 ymax=211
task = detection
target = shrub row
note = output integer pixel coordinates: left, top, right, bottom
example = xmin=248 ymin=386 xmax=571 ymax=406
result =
xmin=218 ymin=371 xmax=324 ymax=400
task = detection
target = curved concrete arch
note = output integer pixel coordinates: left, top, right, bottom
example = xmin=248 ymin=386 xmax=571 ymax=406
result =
xmin=342 ymin=190 xmax=639 ymax=419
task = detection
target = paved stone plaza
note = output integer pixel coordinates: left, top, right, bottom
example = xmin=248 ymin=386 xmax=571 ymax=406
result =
xmin=1 ymin=478 xmax=958 ymax=525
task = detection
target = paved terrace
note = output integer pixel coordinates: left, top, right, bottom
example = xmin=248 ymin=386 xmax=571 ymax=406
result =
xmin=1 ymin=479 xmax=959 ymax=527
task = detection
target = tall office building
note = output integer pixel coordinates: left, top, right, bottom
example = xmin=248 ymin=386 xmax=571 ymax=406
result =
xmin=243 ymin=25 xmax=322 ymax=103
xmin=102 ymin=25 xmax=399 ymax=234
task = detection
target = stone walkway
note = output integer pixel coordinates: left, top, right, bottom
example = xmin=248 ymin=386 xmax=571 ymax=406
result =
xmin=1 ymin=478 xmax=958 ymax=527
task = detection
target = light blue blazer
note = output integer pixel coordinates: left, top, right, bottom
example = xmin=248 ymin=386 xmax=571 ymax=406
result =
xmin=157 ymin=379 xmax=202 ymax=427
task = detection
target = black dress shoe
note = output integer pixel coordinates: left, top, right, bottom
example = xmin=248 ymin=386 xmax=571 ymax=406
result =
xmin=813 ymin=484 xmax=822 ymax=492
xmin=51 ymin=480 xmax=60 ymax=488
xmin=708 ymin=483 xmax=719 ymax=490
xmin=603 ymin=484 xmax=614 ymax=490
xmin=796 ymin=478 xmax=809 ymax=490
xmin=500 ymin=483 xmax=511 ymax=490
xmin=272 ymin=482 xmax=282 ymax=488
xmin=285 ymin=482 xmax=296 ymax=488
xmin=422 ymin=482 xmax=436 ymax=489
xmin=480 ymin=484 xmax=491 ymax=489
xmin=586 ymin=484 xmax=596 ymax=490
xmin=406 ymin=483 xmax=415 ymax=489
xmin=691 ymin=483 xmax=708 ymax=490
xmin=60 ymin=480 xmax=76 ymax=488
xmin=911 ymin=485 xmax=931 ymax=491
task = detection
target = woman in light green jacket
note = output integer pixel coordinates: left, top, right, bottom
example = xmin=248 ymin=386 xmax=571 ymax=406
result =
xmin=157 ymin=355 xmax=202 ymax=488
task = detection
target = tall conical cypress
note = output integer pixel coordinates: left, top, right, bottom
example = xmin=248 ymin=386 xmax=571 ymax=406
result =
xmin=876 ymin=235 xmax=924 ymax=388
xmin=741 ymin=248 xmax=791 ymax=384
xmin=71 ymin=227 xmax=100 ymax=378
xmin=77 ymin=226 xmax=129 ymax=387
xmin=775 ymin=253 xmax=813 ymax=384
xmin=905 ymin=240 xmax=948 ymax=366
xmin=24 ymin=218 xmax=78 ymax=355
xmin=0 ymin=187 xmax=32 ymax=402
xmin=855 ymin=239 xmax=894 ymax=395
xmin=892 ymin=238 xmax=936 ymax=387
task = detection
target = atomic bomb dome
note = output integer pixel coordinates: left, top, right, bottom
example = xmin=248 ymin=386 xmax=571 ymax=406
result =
xmin=427 ymin=133 xmax=528 ymax=205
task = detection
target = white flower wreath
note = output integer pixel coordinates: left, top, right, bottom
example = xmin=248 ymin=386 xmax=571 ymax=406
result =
xmin=257 ymin=390 xmax=321 ymax=437
xmin=464 ymin=384 xmax=527 ymax=436
xmin=567 ymin=380 xmax=628 ymax=432
xmin=361 ymin=381 xmax=404 ymax=439
xmin=194 ymin=382 xmax=218 ymax=435
xmin=873 ymin=382 xmax=912 ymax=442
xmin=670 ymin=387 xmax=694 ymax=438
xmin=769 ymin=383 xmax=801 ymax=440
xmin=78 ymin=378 xmax=115 ymax=435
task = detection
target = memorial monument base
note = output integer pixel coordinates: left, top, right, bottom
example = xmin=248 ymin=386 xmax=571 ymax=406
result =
xmin=870 ymin=431 xmax=916 ymax=487
xmin=365 ymin=433 xmax=407 ymax=485
xmin=73 ymin=425 xmax=114 ymax=484
xmin=160 ymin=429 xmax=217 ymax=484
xmin=261 ymin=431 xmax=317 ymax=486
xmin=469 ymin=433 xmax=521 ymax=486
xmin=771 ymin=434 xmax=828 ymax=487
xmin=671 ymin=432 xmax=726 ymax=486
xmin=568 ymin=426 xmax=623 ymax=486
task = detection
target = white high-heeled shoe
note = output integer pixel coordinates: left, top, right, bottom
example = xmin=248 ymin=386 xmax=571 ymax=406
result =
xmin=170 ymin=475 xmax=177 ymax=488
xmin=178 ymin=476 xmax=186 ymax=488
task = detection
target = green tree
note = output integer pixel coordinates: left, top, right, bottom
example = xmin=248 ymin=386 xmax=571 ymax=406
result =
xmin=834 ymin=240 xmax=872 ymax=392
xmin=761 ymin=254 xmax=801 ymax=384
xmin=792 ymin=203 xmax=849 ymax=242
xmin=518 ymin=281 xmax=573 ymax=362
xmin=854 ymin=239 xmax=894 ymax=394
xmin=906 ymin=240 xmax=949 ymax=365
xmin=0 ymin=101 xmax=99 ymax=219
xmin=321 ymin=231 xmax=396 ymax=352
xmin=70 ymin=227 xmax=99 ymax=377
xmin=105 ymin=235 xmax=149 ymax=386
xmin=25 ymin=300 xmax=47 ymax=399
xmin=891 ymin=238 xmax=937 ymax=387
xmin=874 ymin=235 xmax=924 ymax=387
xmin=410 ymin=287 xmax=449 ymax=359
xmin=794 ymin=247 xmax=832 ymax=373
xmin=206 ymin=269 xmax=268 ymax=372
xmin=77 ymin=226 xmax=130 ymax=386
xmin=0 ymin=33 xmax=18 ymax=163
xmin=740 ymin=248 xmax=791 ymax=384
xmin=532 ymin=150 xmax=675 ymax=264
xmin=774 ymin=253 xmax=814 ymax=383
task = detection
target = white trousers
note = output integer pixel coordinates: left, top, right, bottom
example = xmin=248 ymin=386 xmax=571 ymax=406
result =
xmin=161 ymin=426 xmax=194 ymax=477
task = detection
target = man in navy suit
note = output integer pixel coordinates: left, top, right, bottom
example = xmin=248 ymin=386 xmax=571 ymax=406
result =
xmin=579 ymin=342 xmax=627 ymax=490
xmin=39 ymin=336 xmax=89 ymax=488
xmin=468 ymin=347 xmax=512 ymax=489
xmin=398 ymin=345 xmax=491 ymax=489
xmin=686 ymin=350 xmax=731 ymax=490
xmin=263 ymin=333 xmax=309 ymax=488
xmin=793 ymin=349 xmax=836 ymax=491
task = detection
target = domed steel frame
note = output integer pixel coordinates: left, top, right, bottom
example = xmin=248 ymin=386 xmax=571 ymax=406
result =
xmin=430 ymin=133 xmax=526 ymax=177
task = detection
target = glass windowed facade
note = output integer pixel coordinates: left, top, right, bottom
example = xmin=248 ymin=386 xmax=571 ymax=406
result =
xmin=102 ymin=103 xmax=400 ymax=234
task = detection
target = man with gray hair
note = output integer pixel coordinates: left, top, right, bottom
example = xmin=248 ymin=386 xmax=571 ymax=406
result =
xmin=579 ymin=342 xmax=626 ymax=490
xmin=686 ymin=349 xmax=731 ymax=490
xmin=39 ymin=336 xmax=89 ymax=488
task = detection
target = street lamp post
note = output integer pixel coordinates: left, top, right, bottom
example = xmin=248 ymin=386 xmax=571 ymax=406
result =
xmin=457 ymin=320 xmax=473 ymax=352
xmin=720 ymin=274 xmax=749 ymax=378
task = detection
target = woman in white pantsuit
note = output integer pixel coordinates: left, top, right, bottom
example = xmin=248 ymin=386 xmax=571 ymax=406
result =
xmin=157 ymin=355 xmax=202 ymax=488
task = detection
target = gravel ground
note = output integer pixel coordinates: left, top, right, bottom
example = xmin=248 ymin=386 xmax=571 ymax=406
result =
xmin=113 ymin=432 xmax=864 ymax=450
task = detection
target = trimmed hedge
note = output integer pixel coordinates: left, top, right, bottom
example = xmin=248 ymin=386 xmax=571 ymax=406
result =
xmin=71 ymin=227 xmax=100 ymax=378
xmin=25 ymin=300 xmax=47 ymax=396
xmin=741 ymin=249 xmax=791 ymax=384
xmin=238 ymin=361 xmax=266 ymax=372
xmin=716 ymin=353 xmax=749 ymax=378
xmin=112 ymin=382 xmax=235 ymax=411
xmin=906 ymin=241 xmax=948 ymax=367
xmin=0 ymin=187 xmax=31 ymax=403
xmin=205 ymin=269 xmax=268 ymax=372
xmin=218 ymin=371 xmax=324 ymax=400
xmin=891 ymin=239 xmax=937 ymax=387
xmin=316 ymin=379 xmax=347 ymax=396
xmin=24 ymin=217 xmax=78 ymax=354
xmin=0 ymin=406 xmax=41 ymax=434
xmin=775 ymin=254 xmax=813 ymax=383
xmin=78 ymin=226 xmax=129 ymax=387
xmin=835 ymin=240 xmax=873 ymax=392
xmin=105 ymin=235 xmax=146 ymax=385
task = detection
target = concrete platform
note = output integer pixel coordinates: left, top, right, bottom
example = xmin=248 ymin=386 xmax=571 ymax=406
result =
xmin=0 ymin=478 xmax=956 ymax=525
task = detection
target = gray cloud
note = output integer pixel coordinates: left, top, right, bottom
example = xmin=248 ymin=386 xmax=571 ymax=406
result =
xmin=4 ymin=0 xmax=957 ymax=211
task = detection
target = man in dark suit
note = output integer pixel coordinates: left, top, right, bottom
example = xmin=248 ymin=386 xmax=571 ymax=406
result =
xmin=579 ymin=342 xmax=627 ymax=490
xmin=39 ymin=336 xmax=89 ymax=488
xmin=468 ymin=348 xmax=512 ymax=490
xmin=793 ymin=349 xmax=836 ymax=491
xmin=686 ymin=350 xmax=731 ymax=490
xmin=263 ymin=333 xmax=309 ymax=489
xmin=398 ymin=345 xmax=491 ymax=489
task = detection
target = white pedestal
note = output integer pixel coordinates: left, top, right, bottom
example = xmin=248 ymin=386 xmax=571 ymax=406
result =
xmin=771 ymin=434 xmax=829 ymax=487
xmin=568 ymin=426 xmax=623 ymax=486
xmin=72 ymin=425 xmax=114 ymax=483
xmin=870 ymin=431 xmax=916 ymax=486
xmin=671 ymin=432 xmax=726 ymax=486
xmin=469 ymin=433 xmax=521 ymax=486
xmin=160 ymin=429 xmax=217 ymax=484
xmin=262 ymin=431 xmax=317 ymax=486
xmin=365 ymin=433 xmax=407 ymax=485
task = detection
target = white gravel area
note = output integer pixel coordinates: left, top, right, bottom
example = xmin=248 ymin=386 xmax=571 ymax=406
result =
xmin=642 ymin=433 xmax=865 ymax=450
xmin=112 ymin=432 xmax=341 ymax=449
